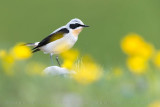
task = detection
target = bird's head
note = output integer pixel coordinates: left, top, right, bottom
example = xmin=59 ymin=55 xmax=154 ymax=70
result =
xmin=66 ymin=18 xmax=89 ymax=37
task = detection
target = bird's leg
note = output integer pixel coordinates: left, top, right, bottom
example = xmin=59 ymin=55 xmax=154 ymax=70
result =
xmin=56 ymin=56 xmax=61 ymax=67
xmin=50 ymin=53 xmax=54 ymax=65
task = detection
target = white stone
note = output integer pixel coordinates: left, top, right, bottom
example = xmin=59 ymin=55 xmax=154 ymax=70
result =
xmin=44 ymin=66 xmax=75 ymax=76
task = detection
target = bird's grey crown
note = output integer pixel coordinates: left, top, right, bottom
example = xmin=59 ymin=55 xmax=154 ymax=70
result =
xmin=66 ymin=18 xmax=84 ymax=27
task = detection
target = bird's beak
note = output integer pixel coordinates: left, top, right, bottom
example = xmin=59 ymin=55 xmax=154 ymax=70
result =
xmin=82 ymin=25 xmax=89 ymax=27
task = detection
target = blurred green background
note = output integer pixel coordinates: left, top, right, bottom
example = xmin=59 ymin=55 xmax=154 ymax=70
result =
xmin=1 ymin=0 xmax=160 ymax=66
xmin=1 ymin=0 xmax=160 ymax=107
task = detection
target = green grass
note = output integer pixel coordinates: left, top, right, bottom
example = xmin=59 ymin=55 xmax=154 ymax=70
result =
xmin=0 ymin=65 xmax=160 ymax=107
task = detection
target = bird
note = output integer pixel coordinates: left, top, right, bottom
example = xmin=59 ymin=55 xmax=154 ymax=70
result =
xmin=26 ymin=18 xmax=89 ymax=66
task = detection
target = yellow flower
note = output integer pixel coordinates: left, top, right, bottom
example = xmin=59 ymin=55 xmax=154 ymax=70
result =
xmin=149 ymin=101 xmax=160 ymax=107
xmin=0 ymin=50 xmax=7 ymax=58
xmin=139 ymin=43 xmax=154 ymax=59
xmin=61 ymin=49 xmax=79 ymax=61
xmin=121 ymin=33 xmax=155 ymax=74
xmin=61 ymin=49 xmax=102 ymax=84
xmin=121 ymin=33 xmax=154 ymax=59
xmin=72 ymin=56 xmax=102 ymax=84
xmin=62 ymin=60 xmax=74 ymax=70
xmin=153 ymin=51 xmax=160 ymax=68
xmin=11 ymin=43 xmax=32 ymax=60
xmin=61 ymin=49 xmax=79 ymax=69
xmin=0 ymin=52 xmax=15 ymax=75
xmin=127 ymin=56 xmax=148 ymax=74
xmin=26 ymin=62 xmax=46 ymax=76
xmin=121 ymin=34 xmax=145 ymax=55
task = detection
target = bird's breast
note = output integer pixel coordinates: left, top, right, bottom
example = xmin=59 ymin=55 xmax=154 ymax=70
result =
xmin=72 ymin=28 xmax=82 ymax=37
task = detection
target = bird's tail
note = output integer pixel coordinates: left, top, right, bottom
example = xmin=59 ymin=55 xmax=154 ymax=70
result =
xmin=25 ymin=42 xmax=39 ymax=47
xmin=32 ymin=48 xmax=40 ymax=53
xmin=24 ymin=42 xmax=40 ymax=53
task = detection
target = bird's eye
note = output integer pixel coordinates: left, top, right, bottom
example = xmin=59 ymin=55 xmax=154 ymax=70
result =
xmin=70 ymin=23 xmax=81 ymax=29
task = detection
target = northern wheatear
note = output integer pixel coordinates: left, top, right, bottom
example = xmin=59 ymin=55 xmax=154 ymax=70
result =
xmin=27 ymin=18 xmax=89 ymax=66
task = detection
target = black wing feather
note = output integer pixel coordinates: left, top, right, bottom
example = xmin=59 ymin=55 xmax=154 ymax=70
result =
xmin=32 ymin=28 xmax=69 ymax=51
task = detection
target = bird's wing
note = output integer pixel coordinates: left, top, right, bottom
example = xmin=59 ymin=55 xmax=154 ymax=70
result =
xmin=32 ymin=28 xmax=69 ymax=50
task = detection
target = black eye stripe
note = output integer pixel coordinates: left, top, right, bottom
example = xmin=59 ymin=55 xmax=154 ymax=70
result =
xmin=70 ymin=23 xmax=81 ymax=29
